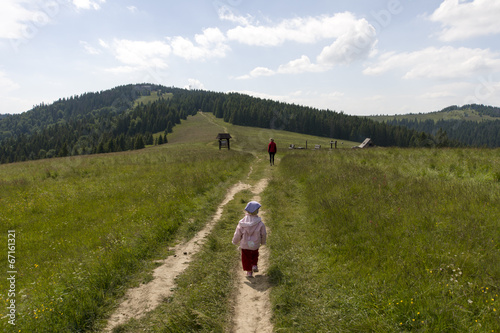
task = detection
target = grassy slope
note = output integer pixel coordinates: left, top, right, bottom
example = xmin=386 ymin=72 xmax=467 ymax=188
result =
xmin=132 ymin=91 xmax=173 ymax=108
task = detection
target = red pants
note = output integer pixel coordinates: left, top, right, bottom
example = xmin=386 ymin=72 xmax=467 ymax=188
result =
xmin=241 ymin=249 xmax=259 ymax=271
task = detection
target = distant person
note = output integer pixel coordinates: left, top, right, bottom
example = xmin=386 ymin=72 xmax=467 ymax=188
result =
xmin=232 ymin=201 xmax=267 ymax=277
xmin=268 ymin=138 xmax=277 ymax=166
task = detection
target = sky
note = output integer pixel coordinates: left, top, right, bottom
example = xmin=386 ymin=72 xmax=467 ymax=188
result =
xmin=1 ymin=0 xmax=500 ymax=116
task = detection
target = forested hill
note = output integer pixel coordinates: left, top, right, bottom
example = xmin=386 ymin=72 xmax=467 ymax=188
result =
xmin=0 ymin=83 xmax=452 ymax=164
xmin=369 ymin=104 xmax=500 ymax=148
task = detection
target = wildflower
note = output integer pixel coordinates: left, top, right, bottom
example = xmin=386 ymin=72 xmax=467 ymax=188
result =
xmin=468 ymin=299 xmax=473 ymax=304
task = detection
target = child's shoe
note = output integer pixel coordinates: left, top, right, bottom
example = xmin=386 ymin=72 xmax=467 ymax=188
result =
xmin=246 ymin=271 xmax=253 ymax=277
xmin=252 ymin=265 xmax=259 ymax=272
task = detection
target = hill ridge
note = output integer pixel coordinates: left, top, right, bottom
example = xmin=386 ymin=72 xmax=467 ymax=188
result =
xmin=1 ymin=84 xmax=488 ymax=165
xmin=368 ymin=104 xmax=500 ymax=147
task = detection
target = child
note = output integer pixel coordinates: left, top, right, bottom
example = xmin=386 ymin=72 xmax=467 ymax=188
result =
xmin=232 ymin=201 xmax=267 ymax=277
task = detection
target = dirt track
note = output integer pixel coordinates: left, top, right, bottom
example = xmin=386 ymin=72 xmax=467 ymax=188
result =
xmin=232 ymin=178 xmax=273 ymax=333
xmin=104 ymin=177 xmax=272 ymax=332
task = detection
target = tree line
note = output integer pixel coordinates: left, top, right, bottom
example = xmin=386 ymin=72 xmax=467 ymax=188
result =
xmin=381 ymin=104 xmax=500 ymax=148
xmin=386 ymin=118 xmax=500 ymax=148
xmin=0 ymin=84 xmax=197 ymax=164
xmin=189 ymin=91 xmax=456 ymax=148
xmin=1 ymin=84 xmax=463 ymax=164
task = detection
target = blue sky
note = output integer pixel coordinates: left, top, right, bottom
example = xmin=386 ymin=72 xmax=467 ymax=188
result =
xmin=1 ymin=0 xmax=500 ymax=115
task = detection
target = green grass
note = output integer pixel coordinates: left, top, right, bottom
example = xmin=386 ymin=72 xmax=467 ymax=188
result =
xmin=133 ymin=91 xmax=172 ymax=108
xmin=2 ymin=111 xmax=499 ymax=332
xmin=264 ymin=148 xmax=500 ymax=332
xmin=111 ymin=188 xmax=260 ymax=333
xmin=0 ymin=139 xmax=252 ymax=332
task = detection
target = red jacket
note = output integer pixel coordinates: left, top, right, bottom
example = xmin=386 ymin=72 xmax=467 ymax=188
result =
xmin=268 ymin=141 xmax=277 ymax=153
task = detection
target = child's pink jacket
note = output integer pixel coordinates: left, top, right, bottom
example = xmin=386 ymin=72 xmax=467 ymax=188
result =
xmin=232 ymin=214 xmax=267 ymax=250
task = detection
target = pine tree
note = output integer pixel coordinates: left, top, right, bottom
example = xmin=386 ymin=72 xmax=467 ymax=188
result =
xmin=59 ymin=143 xmax=69 ymax=157
xmin=134 ymin=135 xmax=145 ymax=150
xmin=97 ymin=141 xmax=105 ymax=154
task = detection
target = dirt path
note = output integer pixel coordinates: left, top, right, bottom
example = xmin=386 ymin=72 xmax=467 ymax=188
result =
xmin=105 ymin=181 xmax=252 ymax=332
xmin=104 ymin=176 xmax=273 ymax=332
xmin=232 ymin=178 xmax=273 ymax=333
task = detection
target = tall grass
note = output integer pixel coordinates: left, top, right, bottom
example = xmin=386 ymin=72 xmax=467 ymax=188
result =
xmin=264 ymin=148 xmax=500 ymax=332
xmin=0 ymin=145 xmax=252 ymax=332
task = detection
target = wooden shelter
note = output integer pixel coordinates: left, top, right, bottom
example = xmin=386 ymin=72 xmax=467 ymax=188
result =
xmin=216 ymin=133 xmax=232 ymax=150
xmin=353 ymin=138 xmax=375 ymax=149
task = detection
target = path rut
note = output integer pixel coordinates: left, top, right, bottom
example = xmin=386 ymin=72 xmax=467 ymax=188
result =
xmin=104 ymin=177 xmax=273 ymax=332
xmin=232 ymin=178 xmax=273 ymax=333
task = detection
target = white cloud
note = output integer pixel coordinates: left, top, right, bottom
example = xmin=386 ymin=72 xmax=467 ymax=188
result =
xmin=185 ymin=78 xmax=205 ymax=90
xmin=0 ymin=0 xmax=105 ymax=40
xmin=317 ymin=18 xmax=377 ymax=65
xmin=127 ymin=6 xmax=137 ymax=13
xmin=0 ymin=0 xmax=51 ymax=39
xmin=171 ymin=27 xmax=229 ymax=60
xmin=72 ymin=0 xmax=105 ymax=11
xmin=218 ymin=6 xmax=253 ymax=26
xmin=248 ymin=67 xmax=275 ymax=78
xmin=277 ymin=55 xmax=324 ymax=74
xmin=80 ymin=41 xmax=100 ymax=55
xmin=104 ymin=29 xmax=228 ymax=74
xmin=194 ymin=27 xmax=226 ymax=49
xmin=105 ymin=39 xmax=171 ymax=73
xmin=235 ymin=66 xmax=276 ymax=79
xmin=226 ymin=12 xmax=365 ymax=46
xmin=239 ymin=27 xmax=377 ymax=79
xmin=98 ymin=38 xmax=109 ymax=48
xmin=231 ymin=12 xmax=377 ymax=79
xmin=363 ymin=46 xmax=500 ymax=80
xmin=429 ymin=0 xmax=500 ymax=41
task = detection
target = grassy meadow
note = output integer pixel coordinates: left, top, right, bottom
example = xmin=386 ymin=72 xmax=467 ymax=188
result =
xmin=0 ymin=113 xmax=255 ymax=332
xmin=265 ymin=148 xmax=500 ymax=332
xmin=1 ymin=111 xmax=499 ymax=332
